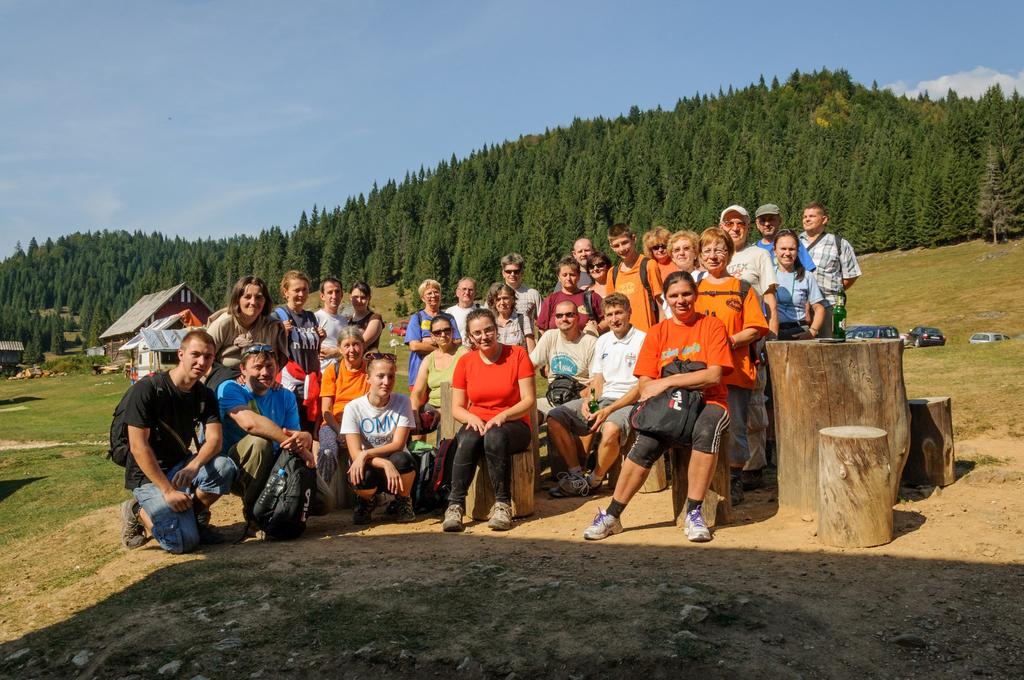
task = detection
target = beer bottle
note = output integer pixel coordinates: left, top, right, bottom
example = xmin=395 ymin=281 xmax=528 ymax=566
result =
xmin=588 ymin=388 xmax=601 ymax=417
xmin=832 ymin=291 xmax=847 ymax=339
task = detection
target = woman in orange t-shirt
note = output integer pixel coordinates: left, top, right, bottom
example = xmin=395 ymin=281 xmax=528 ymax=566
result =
xmin=693 ymin=227 xmax=769 ymax=506
xmin=583 ymin=271 xmax=734 ymax=544
xmin=317 ymin=326 xmax=369 ymax=483
xmin=442 ymin=309 xmax=535 ymax=533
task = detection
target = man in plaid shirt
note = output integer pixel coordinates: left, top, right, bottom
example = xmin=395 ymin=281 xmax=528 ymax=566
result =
xmin=799 ymin=202 xmax=861 ymax=338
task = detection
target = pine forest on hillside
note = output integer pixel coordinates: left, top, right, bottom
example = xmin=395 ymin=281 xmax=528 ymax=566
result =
xmin=2 ymin=69 xmax=1023 ymax=359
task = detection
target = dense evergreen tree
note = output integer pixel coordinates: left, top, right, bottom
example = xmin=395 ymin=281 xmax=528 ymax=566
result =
xmin=1 ymin=69 xmax=1022 ymax=355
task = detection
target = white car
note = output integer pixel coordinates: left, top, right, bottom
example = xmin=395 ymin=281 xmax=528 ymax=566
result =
xmin=969 ymin=332 xmax=1010 ymax=344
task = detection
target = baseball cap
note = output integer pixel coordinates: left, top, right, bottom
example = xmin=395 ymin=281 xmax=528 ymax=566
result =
xmin=755 ymin=203 xmax=781 ymax=218
xmin=720 ymin=204 xmax=749 ymax=222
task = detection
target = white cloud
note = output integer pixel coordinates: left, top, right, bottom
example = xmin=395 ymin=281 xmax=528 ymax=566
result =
xmin=884 ymin=67 xmax=1024 ymax=99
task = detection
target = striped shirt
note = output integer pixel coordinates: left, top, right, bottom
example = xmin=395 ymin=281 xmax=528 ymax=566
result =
xmin=800 ymin=231 xmax=861 ymax=306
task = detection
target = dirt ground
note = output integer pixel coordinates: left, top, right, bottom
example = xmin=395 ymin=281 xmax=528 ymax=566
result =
xmin=1 ymin=438 xmax=1022 ymax=679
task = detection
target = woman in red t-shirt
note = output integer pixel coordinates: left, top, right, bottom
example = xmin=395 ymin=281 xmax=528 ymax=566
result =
xmin=583 ymin=271 xmax=734 ymax=544
xmin=442 ymin=309 xmax=535 ymax=533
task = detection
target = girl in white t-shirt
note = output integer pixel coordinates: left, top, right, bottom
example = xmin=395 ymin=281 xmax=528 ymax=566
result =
xmin=340 ymin=356 xmax=417 ymax=525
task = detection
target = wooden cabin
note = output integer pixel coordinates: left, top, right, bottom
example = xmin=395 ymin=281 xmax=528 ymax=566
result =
xmin=99 ymin=283 xmax=212 ymax=361
xmin=0 ymin=340 xmax=25 ymax=367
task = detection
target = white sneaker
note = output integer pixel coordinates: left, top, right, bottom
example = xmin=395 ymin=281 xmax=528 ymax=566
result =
xmin=583 ymin=508 xmax=623 ymax=541
xmin=683 ymin=507 xmax=712 ymax=542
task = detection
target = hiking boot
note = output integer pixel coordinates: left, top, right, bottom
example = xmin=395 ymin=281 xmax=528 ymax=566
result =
xmin=585 ymin=473 xmax=605 ymax=492
xmin=394 ymin=495 xmax=416 ymax=523
xmin=730 ymin=476 xmax=745 ymax=506
xmin=120 ymin=499 xmax=148 ymax=549
xmin=741 ymin=468 xmax=764 ymax=491
xmin=683 ymin=507 xmax=712 ymax=542
xmin=442 ymin=504 xmax=465 ymax=532
xmin=353 ymin=495 xmax=375 ymax=525
xmin=557 ymin=471 xmax=598 ymax=497
xmin=488 ymin=502 xmax=513 ymax=531
xmin=583 ymin=508 xmax=622 ymax=541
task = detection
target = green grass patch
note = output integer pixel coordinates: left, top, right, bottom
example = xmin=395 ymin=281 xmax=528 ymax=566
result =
xmin=0 ymin=445 xmax=124 ymax=548
xmin=0 ymin=374 xmax=123 ymax=443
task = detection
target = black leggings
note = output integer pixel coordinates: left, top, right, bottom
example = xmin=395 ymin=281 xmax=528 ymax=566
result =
xmin=354 ymin=451 xmax=416 ymax=492
xmin=448 ymin=420 xmax=531 ymax=506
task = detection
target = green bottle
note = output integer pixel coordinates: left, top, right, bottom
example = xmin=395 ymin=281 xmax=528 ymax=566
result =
xmin=832 ymin=291 xmax=847 ymax=339
xmin=588 ymin=388 xmax=601 ymax=416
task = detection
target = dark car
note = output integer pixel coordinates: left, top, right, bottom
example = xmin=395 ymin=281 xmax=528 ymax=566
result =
xmin=907 ymin=326 xmax=946 ymax=347
xmin=846 ymin=325 xmax=901 ymax=340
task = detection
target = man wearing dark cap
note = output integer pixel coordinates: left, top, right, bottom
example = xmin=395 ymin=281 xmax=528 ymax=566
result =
xmin=753 ymin=204 xmax=816 ymax=272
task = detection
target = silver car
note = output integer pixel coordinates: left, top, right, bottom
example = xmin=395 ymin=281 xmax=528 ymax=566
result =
xmin=969 ymin=332 xmax=1010 ymax=344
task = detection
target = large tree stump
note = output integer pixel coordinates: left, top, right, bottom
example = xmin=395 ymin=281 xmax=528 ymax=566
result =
xmin=640 ymin=456 xmax=668 ymax=493
xmin=766 ymin=339 xmax=910 ymax=514
xmin=669 ymin=442 xmax=733 ymax=527
xmin=818 ymin=426 xmax=893 ymax=547
xmin=902 ymin=397 xmax=955 ymax=487
xmin=439 ymin=381 xmax=537 ymax=520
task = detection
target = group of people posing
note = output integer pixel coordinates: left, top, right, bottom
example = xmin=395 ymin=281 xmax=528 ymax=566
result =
xmin=117 ymin=201 xmax=861 ymax=553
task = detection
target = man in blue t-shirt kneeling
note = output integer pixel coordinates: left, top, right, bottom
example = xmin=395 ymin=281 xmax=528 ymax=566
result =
xmin=217 ymin=345 xmax=319 ymax=518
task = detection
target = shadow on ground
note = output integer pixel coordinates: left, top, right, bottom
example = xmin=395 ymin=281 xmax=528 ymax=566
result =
xmin=0 ymin=477 xmax=46 ymax=504
xmin=0 ymin=519 xmax=1020 ymax=680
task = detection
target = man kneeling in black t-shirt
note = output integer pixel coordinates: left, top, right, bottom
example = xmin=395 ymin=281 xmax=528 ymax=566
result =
xmin=120 ymin=329 xmax=238 ymax=553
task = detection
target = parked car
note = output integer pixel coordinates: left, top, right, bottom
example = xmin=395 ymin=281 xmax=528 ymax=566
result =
xmin=906 ymin=326 xmax=946 ymax=347
xmin=846 ymin=325 xmax=901 ymax=340
xmin=969 ymin=332 xmax=1010 ymax=344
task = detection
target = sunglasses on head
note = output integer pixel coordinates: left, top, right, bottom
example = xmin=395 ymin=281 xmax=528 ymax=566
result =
xmin=364 ymin=352 xmax=397 ymax=363
xmin=241 ymin=343 xmax=273 ymax=355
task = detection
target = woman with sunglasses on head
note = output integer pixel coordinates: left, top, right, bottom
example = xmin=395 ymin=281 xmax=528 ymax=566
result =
xmin=693 ymin=228 xmax=769 ymax=507
xmin=642 ymin=226 xmax=678 ymax=283
xmin=340 ymin=353 xmax=417 ymax=525
xmin=583 ymin=270 xmax=733 ymax=543
xmin=586 ymin=252 xmax=613 ymax=299
xmin=487 ymin=282 xmax=536 ymax=352
xmin=774 ymin=230 xmax=826 ymax=341
xmin=442 ymin=308 xmax=536 ymax=533
xmin=206 ymin=275 xmax=289 ymax=391
xmin=410 ymin=315 xmax=468 ymax=434
xmin=346 ymin=281 xmax=383 ymax=353
xmin=317 ymin=326 xmax=370 ymax=485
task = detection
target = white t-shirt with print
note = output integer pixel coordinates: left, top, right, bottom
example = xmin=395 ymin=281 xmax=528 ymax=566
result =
xmin=340 ymin=393 xmax=415 ymax=449
xmin=727 ymin=246 xmax=778 ymax=297
xmin=529 ymin=329 xmax=597 ymax=383
xmin=315 ymin=309 xmax=348 ymax=372
xmin=590 ymin=326 xmax=647 ymax=400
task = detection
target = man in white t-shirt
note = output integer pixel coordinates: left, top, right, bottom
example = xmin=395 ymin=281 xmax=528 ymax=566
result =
xmin=314 ymin=277 xmax=348 ymax=372
xmin=720 ymin=205 xmax=777 ymax=490
xmin=500 ymin=252 xmax=542 ymax=323
xmin=444 ymin=277 xmax=479 ymax=341
xmin=546 ymin=293 xmax=644 ymax=497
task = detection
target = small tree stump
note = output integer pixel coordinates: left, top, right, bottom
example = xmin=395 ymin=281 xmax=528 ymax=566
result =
xmin=767 ymin=339 xmax=910 ymax=513
xmin=902 ymin=397 xmax=955 ymax=487
xmin=465 ymin=449 xmax=536 ymax=520
xmin=640 ymin=456 xmax=668 ymax=493
xmin=818 ymin=426 xmax=893 ymax=548
xmin=669 ymin=442 xmax=733 ymax=527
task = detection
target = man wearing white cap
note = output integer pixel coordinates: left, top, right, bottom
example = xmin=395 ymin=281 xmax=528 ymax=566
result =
xmin=719 ymin=204 xmax=776 ymax=491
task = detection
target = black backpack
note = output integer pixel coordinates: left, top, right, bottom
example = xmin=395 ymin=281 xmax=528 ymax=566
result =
xmin=408 ymin=442 xmax=445 ymax=513
xmin=611 ymin=256 xmax=659 ymax=323
xmin=107 ymin=373 xmax=202 ymax=466
xmin=628 ymin=360 xmax=707 ymax=444
xmin=546 ymin=374 xmax=585 ymax=406
xmin=250 ymin=448 xmax=316 ymax=540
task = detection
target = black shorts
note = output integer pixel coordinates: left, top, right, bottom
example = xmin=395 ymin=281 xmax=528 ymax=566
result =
xmin=354 ymin=451 xmax=416 ymax=492
xmin=625 ymin=403 xmax=730 ymax=468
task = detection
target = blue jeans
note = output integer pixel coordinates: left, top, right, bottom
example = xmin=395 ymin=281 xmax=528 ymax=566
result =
xmin=132 ymin=455 xmax=238 ymax=554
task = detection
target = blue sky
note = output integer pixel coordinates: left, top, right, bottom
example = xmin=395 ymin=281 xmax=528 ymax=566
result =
xmin=1 ymin=0 xmax=1022 ymax=256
